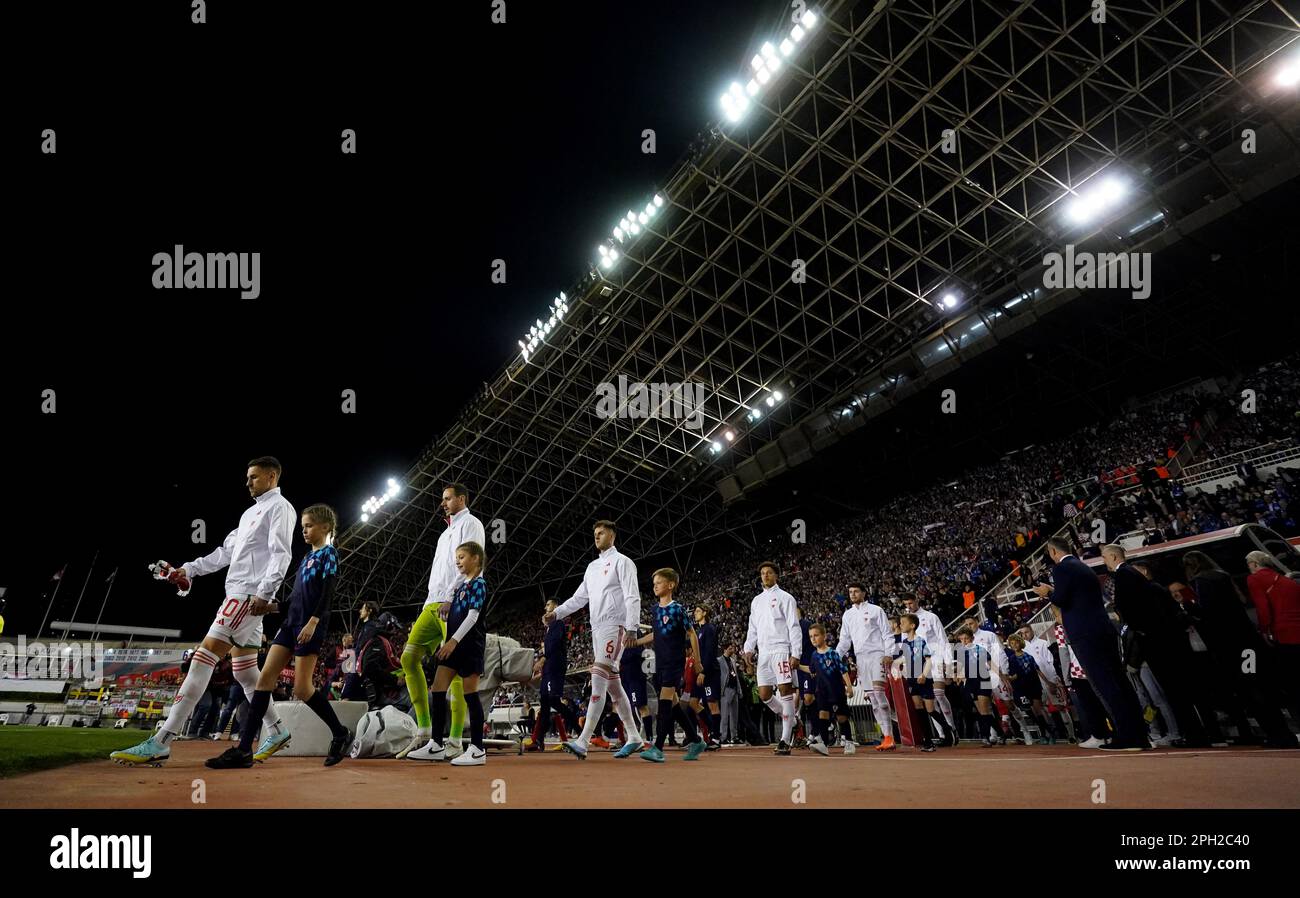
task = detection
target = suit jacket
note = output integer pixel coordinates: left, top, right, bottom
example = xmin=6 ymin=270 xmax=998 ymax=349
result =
xmin=1111 ymin=562 xmax=1182 ymax=643
xmin=1050 ymin=555 xmax=1112 ymax=638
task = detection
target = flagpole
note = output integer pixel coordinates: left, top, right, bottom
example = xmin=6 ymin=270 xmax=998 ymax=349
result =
xmin=91 ymin=567 xmax=118 ymax=643
xmin=36 ymin=562 xmax=69 ymax=639
xmin=62 ymin=550 xmax=99 ymax=641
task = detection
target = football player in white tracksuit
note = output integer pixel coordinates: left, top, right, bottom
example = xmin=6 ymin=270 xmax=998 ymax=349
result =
xmin=837 ymin=583 xmax=897 ymax=750
xmin=902 ymin=593 xmax=957 ymax=742
xmin=544 ymin=520 xmax=647 ymax=759
xmin=112 ymin=456 xmax=295 ymax=766
xmin=743 ymin=562 xmax=802 ymax=755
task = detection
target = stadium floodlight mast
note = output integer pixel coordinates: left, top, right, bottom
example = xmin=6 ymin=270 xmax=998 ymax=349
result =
xmin=721 ymin=8 xmax=818 ymax=124
xmin=1277 ymin=56 xmax=1300 ymax=87
xmin=1064 ymin=173 xmax=1129 ymax=226
xmin=518 ymin=292 xmax=569 ymax=363
xmin=360 ymin=477 xmax=402 ymax=524
xmin=942 ymin=292 xmax=959 ymax=309
xmin=707 ymin=390 xmax=785 ymax=457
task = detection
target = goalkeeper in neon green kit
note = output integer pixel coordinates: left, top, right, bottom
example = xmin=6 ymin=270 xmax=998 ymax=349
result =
xmin=397 ymin=483 xmax=484 ymax=760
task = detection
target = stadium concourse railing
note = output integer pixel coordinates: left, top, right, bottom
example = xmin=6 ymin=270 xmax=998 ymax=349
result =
xmin=941 ymin=401 xmax=1233 ymax=637
xmin=1178 ymin=440 xmax=1299 ymax=490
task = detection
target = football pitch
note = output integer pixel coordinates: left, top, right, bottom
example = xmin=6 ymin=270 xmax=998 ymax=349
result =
xmin=0 ymin=726 xmax=151 ymax=778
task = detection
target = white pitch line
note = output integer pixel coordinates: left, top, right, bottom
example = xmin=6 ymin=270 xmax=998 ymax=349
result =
xmin=861 ymin=749 xmax=1300 ymax=761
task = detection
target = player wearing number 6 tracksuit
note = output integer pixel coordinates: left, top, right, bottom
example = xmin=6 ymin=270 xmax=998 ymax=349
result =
xmin=743 ymin=562 xmax=802 ymax=755
xmin=544 ymin=520 xmax=647 ymax=759
xmin=111 ymin=456 xmax=295 ymax=767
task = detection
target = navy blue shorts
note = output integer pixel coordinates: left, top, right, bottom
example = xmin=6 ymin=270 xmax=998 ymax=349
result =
xmin=815 ymin=687 xmax=847 ymax=717
xmin=906 ymin=678 xmax=935 ymax=700
xmin=962 ymin=680 xmax=993 ymax=700
xmin=697 ymin=669 xmax=722 ymax=704
xmin=441 ymin=636 xmax=485 ymax=678
xmin=1013 ymin=677 xmax=1042 ymax=702
xmin=540 ymin=676 xmax=565 ymax=700
xmin=653 ymin=662 xmax=685 ymax=694
xmin=272 ymin=612 xmax=328 ymax=657
xmin=798 ymin=670 xmax=814 ymax=694
xmin=624 ymin=679 xmax=648 ymax=708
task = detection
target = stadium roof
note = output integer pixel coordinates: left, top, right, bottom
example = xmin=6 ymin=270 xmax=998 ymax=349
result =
xmin=333 ymin=0 xmax=1300 ymax=616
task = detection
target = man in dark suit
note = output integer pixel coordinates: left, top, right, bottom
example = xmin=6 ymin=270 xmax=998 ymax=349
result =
xmin=1033 ymin=537 xmax=1149 ymax=750
xmin=1102 ymin=544 xmax=1214 ymax=746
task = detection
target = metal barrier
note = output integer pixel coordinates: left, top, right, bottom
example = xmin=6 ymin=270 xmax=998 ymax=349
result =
xmin=1181 ymin=444 xmax=1300 ymax=490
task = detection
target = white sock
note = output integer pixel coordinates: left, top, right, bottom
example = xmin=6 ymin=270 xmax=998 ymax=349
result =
xmin=779 ymin=693 xmax=797 ymax=743
xmin=605 ymin=673 xmax=643 ymax=744
xmin=231 ymin=654 xmax=284 ymax=737
xmin=158 ymin=647 xmax=220 ymax=745
xmin=934 ymin=688 xmax=956 ymax=729
xmin=577 ymin=670 xmax=610 ymax=747
xmin=870 ymin=685 xmax=893 ymax=739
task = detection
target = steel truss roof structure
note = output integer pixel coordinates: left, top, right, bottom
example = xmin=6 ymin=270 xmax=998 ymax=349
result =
xmin=333 ymin=0 xmax=1300 ymax=618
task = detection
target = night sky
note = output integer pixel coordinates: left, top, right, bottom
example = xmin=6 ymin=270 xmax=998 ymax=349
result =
xmin=3 ymin=3 xmax=1296 ymax=640
xmin=0 ymin=1 xmax=798 ymax=637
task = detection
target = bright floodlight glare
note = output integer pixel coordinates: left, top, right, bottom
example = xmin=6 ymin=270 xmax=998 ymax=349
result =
xmin=730 ymin=81 xmax=745 ymax=97
xmin=518 ymin=340 xmax=527 ymax=351
xmin=765 ymin=54 xmax=781 ymax=73
xmin=600 ymin=255 xmax=612 ymax=268
xmin=609 ymin=248 xmax=619 ymax=261
xmin=792 ymin=24 xmax=806 ymax=41
xmin=752 ymin=408 xmax=763 ymax=420
xmin=645 ymin=201 xmax=655 ymax=216
xmin=756 ymin=67 xmax=771 ymax=84
xmin=751 ymin=54 xmax=764 ymax=72
xmin=765 ymin=396 xmax=775 ymax=407
xmin=711 ymin=441 xmax=722 ymax=453
xmin=597 ymin=244 xmax=608 ymax=256
xmin=761 ymin=42 xmax=776 ymax=59
xmin=1277 ymin=59 xmax=1300 ymax=87
xmin=780 ymin=39 xmax=794 ymax=56
xmin=1099 ymin=176 xmax=1126 ymax=204
xmin=942 ymin=293 xmax=958 ymax=309
xmin=801 ymin=10 xmax=817 ymax=28
xmin=630 ymin=221 xmax=641 ymax=233
xmin=653 ymin=194 xmax=664 ymax=207
xmin=361 ymin=513 xmax=369 ymax=522
xmin=1066 ymin=193 xmax=1100 ymax=225
xmin=773 ymin=390 xmax=784 ymax=401
xmin=746 ymin=79 xmax=759 ymax=96
xmin=724 ymin=430 xmax=735 ymax=442
xmin=387 ymin=478 xmax=396 ymax=487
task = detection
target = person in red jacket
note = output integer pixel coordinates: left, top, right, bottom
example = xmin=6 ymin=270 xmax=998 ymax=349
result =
xmin=1246 ymin=551 xmax=1300 ymax=718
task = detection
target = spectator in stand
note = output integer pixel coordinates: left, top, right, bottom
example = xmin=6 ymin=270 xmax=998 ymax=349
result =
xmin=1246 ymin=550 xmax=1300 ymax=718
xmin=335 ymin=633 xmax=357 ymax=694
xmin=341 ymin=602 xmax=380 ymax=701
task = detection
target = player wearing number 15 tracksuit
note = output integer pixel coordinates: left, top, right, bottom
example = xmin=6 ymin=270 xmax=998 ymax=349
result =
xmin=743 ymin=562 xmax=802 ymax=755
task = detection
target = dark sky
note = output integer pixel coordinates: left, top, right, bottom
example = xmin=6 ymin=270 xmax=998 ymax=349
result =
xmin=0 ymin=1 xmax=793 ymax=636
xmin=4 ymin=3 xmax=1296 ymax=639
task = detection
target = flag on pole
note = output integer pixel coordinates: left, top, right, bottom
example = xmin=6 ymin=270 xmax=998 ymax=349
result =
xmin=51 ymin=565 xmax=66 ymax=582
